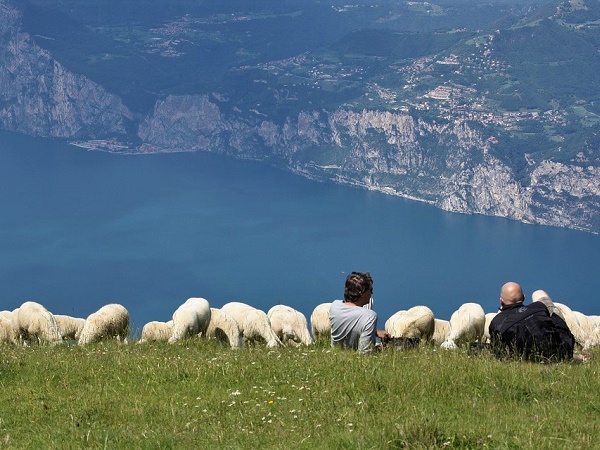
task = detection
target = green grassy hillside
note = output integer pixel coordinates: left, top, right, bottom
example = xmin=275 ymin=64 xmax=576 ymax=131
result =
xmin=0 ymin=340 xmax=597 ymax=448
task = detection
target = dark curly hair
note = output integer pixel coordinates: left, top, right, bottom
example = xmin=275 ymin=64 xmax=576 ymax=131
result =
xmin=344 ymin=272 xmax=373 ymax=302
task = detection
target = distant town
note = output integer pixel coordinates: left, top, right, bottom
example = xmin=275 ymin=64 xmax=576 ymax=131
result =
xmin=87 ymin=3 xmax=598 ymax=144
xmin=69 ymin=139 xmax=163 ymax=155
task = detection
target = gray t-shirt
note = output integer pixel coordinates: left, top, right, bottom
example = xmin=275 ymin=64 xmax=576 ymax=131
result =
xmin=330 ymin=300 xmax=378 ymax=353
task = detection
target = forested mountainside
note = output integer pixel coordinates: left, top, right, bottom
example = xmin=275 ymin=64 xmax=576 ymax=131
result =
xmin=1 ymin=0 xmax=599 ymax=232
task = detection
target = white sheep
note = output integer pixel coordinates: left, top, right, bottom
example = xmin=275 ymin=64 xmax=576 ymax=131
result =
xmin=551 ymin=303 xmax=600 ymax=351
xmin=78 ymin=303 xmax=129 ymax=345
xmin=267 ymin=305 xmax=314 ymax=346
xmin=13 ymin=301 xmax=63 ymax=346
xmin=240 ymin=310 xmax=283 ymax=348
xmin=0 ymin=310 xmax=18 ymax=345
xmin=552 ymin=302 xmax=586 ymax=349
xmin=168 ymin=297 xmax=211 ymax=344
xmin=139 ymin=320 xmax=174 ymax=343
xmin=384 ymin=306 xmax=435 ymax=342
xmin=587 ymin=315 xmax=600 ymax=326
xmin=534 ymin=293 xmax=597 ymax=351
xmin=431 ymin=319 xmax=450 ymax=346
xmin=440 ymin=302 xmax=485 ymax=349
xmin=572 ymin=311 xmax=600 ymax=351
xmin=54 ymin=314 xmax=86 ymax=341
xmin=482 ymin=312 xmax=498 ymax=344
xmin=531 ymin=290 xmax=566 ymax=320
xmin=206 ymin=308 xmax=241 ymax=349
xmin=221 ymin=302 xmax=282 ymax=348
xmin=310 ymin=302 xmax=331 ymax=341
xmin=0 ymin=315 xmax=17 ymax=344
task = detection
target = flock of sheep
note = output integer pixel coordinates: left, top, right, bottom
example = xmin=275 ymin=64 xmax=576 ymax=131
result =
xmin=0 ymin=299 xmax=313 ymax=348
xmin=385 ymin=299 xmax=600 ymax=352
xmin=0 ymin=302 xmax=129 ymax=346
xmin=1 ymin=296 xmax=599 ymax=352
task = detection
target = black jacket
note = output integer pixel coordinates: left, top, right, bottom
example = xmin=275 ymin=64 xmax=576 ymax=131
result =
xmin=489 ymin=302 xmax=574 ymax=361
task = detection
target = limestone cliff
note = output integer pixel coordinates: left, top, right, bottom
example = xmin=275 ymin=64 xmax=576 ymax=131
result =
xmin=529 ymin=162 xmax=600 ymax=230
xmin=0 ymin=3 xmax=131 ymax=138
xmin=136 ymin=94 xmax=600 ymax=233
xmin=1 ymin=2 xmax=598 ymax=234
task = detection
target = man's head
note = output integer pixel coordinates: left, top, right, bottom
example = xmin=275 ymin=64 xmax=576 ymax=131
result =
xmin=500 ymin=282 xmax=525 ymax=306
xmin=344 ymin=272 xmax=373 ymax=305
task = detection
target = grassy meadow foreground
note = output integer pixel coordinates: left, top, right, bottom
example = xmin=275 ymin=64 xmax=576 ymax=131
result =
xmin=0 ymin=340 xmax=598 ymax=449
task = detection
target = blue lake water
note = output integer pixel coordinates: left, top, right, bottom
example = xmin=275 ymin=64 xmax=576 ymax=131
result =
xmin=1 ymin=131 xmax=599 ymax=333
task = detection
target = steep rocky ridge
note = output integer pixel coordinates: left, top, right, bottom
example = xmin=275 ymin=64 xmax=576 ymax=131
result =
xmin=138 ymin=94 xmax=599 ymax=232
xmin=1 ymin=1 xmax=598 ymax=233
xmin=0 ymin=3 xmax=131 ymax=138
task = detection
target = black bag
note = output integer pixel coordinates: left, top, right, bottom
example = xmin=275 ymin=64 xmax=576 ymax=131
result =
xmin=489 ymin=302 xmax=574 ymax=361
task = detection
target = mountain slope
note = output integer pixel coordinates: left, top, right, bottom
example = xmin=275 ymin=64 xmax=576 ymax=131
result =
xmin=1 ymin=0 xmax=598 ymax=232
xmin=0 ymin=2 xmax=132 ymax=138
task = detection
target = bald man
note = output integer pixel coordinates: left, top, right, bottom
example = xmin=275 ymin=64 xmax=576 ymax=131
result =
xmin=489 ymin=282 xmax=574 ymax=361
xmin=500 ymin=282 xmax=525 ymax=306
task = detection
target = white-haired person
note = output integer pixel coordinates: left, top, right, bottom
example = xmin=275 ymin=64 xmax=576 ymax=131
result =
xmin=330 ymin=272 xmax=389 ymax=353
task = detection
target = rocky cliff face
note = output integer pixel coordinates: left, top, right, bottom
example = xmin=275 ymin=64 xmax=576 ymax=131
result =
xmin=529 ymin=162 xmax=600 ymax=230
xmin=0 ymin=3 xmax=131 ymax=138
xmin=138 ymin=94 xmax=599 ymax=233
xmin=1 ymin=2 xmax=598 ymax=233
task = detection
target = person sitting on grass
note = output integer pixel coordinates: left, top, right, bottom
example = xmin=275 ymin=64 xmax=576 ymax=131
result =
xmin=330 ymin=272 xmax=389 ymax=353
xmin=488 ymin=282 xmax=575 ymax=362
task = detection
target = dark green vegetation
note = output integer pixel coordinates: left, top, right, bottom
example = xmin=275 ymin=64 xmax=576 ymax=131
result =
xmin=0 ymin=340 xmax=598 ymax=448
xmin=13 ymin=0 xmax=600 ymax=167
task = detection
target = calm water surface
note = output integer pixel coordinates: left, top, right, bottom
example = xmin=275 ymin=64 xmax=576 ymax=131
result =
xmin=1 ymin=131 xmax=598 ymax=332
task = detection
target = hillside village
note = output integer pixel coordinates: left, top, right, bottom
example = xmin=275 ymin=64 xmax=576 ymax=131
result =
xmin=81 ymin=0 xmax=598 ymax=147
xmin=130 ymin=9 xmax=575 ymax=136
